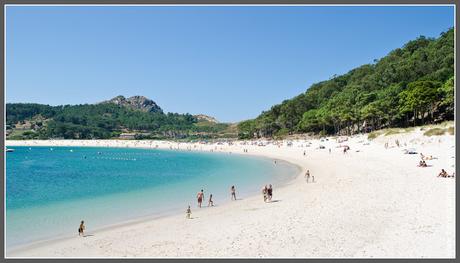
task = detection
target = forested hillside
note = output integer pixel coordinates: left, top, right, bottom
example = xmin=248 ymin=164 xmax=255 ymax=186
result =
xmin=6 ymin=96 xmax=234 ymax=140
xmin=238 ymin=28 xmax=454 ymax=139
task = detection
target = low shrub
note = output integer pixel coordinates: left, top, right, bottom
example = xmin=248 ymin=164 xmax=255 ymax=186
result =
xmin=423 ymin=128 xmax=446 ymax=136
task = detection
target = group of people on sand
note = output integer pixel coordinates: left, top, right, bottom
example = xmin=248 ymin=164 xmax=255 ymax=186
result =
xmin=418 ymin=153 xmax=431 ymax=167
xmin=187 ymin=186 xmax=238 ymax=219
xmin=418 ymin=159 xmax=428 ymax=167
xmin=416 ymin=153 xmax=455 ymax=179
xmin=262 ymin=184 xmax=273 ymax=202
xmin=418 ymin=152 xmax=440 ymax=167
xmin=196 ymin=189 xmax=216 ymax=208
xmin=305 ymin=170 xmax=314 ymax=183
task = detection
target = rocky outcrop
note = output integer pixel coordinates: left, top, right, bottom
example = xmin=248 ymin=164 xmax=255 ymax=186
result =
xmin=103 ymin=95 xmax=163 ymax=113
xmin=194 ymin=114 xmax=219 ymax=123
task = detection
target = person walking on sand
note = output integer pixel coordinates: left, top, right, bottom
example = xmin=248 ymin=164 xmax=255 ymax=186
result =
xmin=208 ymin=194 xmax=214 ymax=207
xmin=186 ymin=205 xmax=192 ymax=219
xmin=231 ymin=185 xmax=237 ymax=200
xmin=197 ymin=189 xmax=204 ymax=208
xmin=78 ymin=220 xmax=85 ymax=237
xmin=305 ymin=170 xmax=310 ymax=183
xmin=267 ymin=184 xmax=273 ymax=201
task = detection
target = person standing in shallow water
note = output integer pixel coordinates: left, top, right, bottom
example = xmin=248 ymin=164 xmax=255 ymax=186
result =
xmin=231 ymin=186 xmax=236 ymax=200
xmin=78 ymin=220 xmax=85 ymax=237
xmin=197 ymin=189 xmax=204 ymax=208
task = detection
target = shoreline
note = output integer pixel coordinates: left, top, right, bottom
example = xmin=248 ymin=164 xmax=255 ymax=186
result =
xmin=6 ymin=130 xmax=456 ymax=257
xmin=6 ymin=140 xmax=304 ymax=255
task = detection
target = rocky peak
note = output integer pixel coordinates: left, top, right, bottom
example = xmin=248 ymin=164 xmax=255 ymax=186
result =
xmin=194 ymin=114 xmax=219 ymax=123
xmin=103 ymin=95 xmax=163 ymax=113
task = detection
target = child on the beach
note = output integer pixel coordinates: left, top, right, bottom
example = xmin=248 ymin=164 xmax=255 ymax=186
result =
xmin=208 ymin=194 xmax=214 ymax=207
xmin=186 ymin=205 xmax=192 ymax=219
xmin=78 ymin=220 xmax=85 ymax=237
xmin=262 ymin=185 xmax=268 ymax=202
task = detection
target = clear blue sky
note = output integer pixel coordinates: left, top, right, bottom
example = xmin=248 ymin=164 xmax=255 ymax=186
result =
xmin=6 ymin=5 xmax=454 ymax=122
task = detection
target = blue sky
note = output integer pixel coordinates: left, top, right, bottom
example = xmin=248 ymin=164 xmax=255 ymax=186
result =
xmin=6 ymin=5 xmax=454 ymax=122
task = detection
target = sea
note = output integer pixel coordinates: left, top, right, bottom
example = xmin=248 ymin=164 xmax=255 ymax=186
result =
xmin=5 ymin=146 xmax=300 ymax=250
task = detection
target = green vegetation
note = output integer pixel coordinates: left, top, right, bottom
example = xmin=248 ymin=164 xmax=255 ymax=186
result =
xmin=423 ymin=128 xmax=446 ymax=136
xmin=421 ymin=122 xmax=454 ymax=136
xmin=6 ymin=102 xmax=234 ymax=140
xmin=384 ymin=129 xmax=402 ymax=136
xmin=238 ymin=29 xmax=454 ymax=139
xmin=367 ymin=131 xmax=381 ymax=140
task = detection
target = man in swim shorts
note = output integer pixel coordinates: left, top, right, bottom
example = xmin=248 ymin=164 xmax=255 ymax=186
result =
xmin=197 ymin=189 xmax=204 ymax=208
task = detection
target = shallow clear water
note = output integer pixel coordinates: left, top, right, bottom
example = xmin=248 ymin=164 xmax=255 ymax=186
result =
xmin=6 ymin=146 xmax=299 ymax=249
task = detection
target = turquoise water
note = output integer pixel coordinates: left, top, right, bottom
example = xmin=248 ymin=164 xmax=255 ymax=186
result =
xmin=6 ymin=146 xmax=299 ymax=249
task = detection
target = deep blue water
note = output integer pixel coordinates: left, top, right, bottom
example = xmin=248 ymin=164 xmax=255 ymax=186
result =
xmin=6 ymin=146 xmax=299 ymax=249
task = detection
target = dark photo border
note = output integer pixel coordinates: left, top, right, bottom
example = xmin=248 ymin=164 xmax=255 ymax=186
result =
xmin=1 ymin=1 xmax=457 ymax=262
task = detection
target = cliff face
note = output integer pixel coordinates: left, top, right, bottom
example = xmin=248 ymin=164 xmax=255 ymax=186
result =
xmin=103 ymin=95 xmax=163 ymax=113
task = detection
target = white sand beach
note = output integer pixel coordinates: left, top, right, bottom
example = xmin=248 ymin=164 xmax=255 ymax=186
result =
xmin=6 ymin=127 xmax=455 ymax=258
